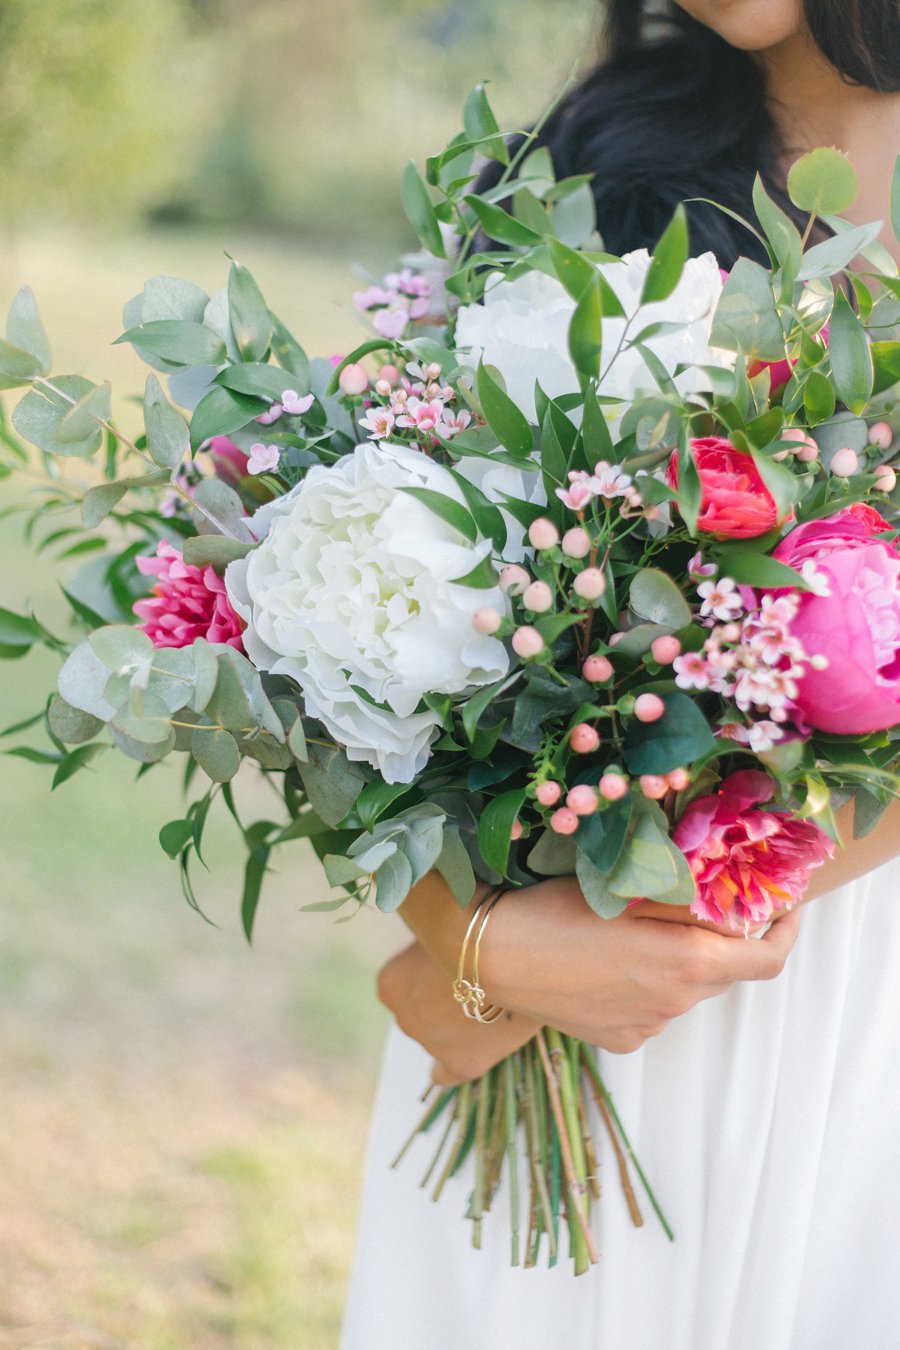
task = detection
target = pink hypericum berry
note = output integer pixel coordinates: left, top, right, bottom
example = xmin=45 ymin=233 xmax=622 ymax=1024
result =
xmin=523 ymin=580 xmax=554 ymax=613
xmin=650 ymin=635 xmax=681 ymax=665
xmin=666 ymin=767 xmax=691 ymax=791
xmin=640 ymin=775 xmax=669 ymax=800
xmin=566 ymin=784 xmax=599 ymax=816
xmin=379 ymin=364 xmax=401 ymax=386
xmin=528 ymin=518 xmax=560 ymax=551
xmin=338 ymin=363 xmax=369 ymax=396
xmin=512 ymin=626 xmax=545 ymax=659
xmin=868 ymin=421 xmax=894 ymax=451
xmin=510 ymin=818 xmax=523 ymax=841
xmin=570 ymin=723 xmax=600 ymax=754
xmin=500 ymin=564 xmax=530 ymax=595
xmin=634 ymin=693 xmax=666 ymax=723
xmin=583 ymin=654 xmax=614 ymax=683
xmin=796 ymin=439 xmax=819 ymax=463
xmin=830 ymin=447 xmax=859 ymax=478
xmin=608 ymin=632 xmax=625 ymax=647
xmin=472 ymin=607 xmax=503 ymax=635
xmin=550 ymin=807 xmax=580 ymax=836
xmin=573 ymin=568 xmax=606 ymax=600
xmin=599 ymin=773 xmax=629 ymax=802
xmin=780 ymin=427 xmax=816 ymax=455
xmin=374 ymin=379 xmax=392 ymax=397
xmin=536 ymin=781 xmax=562 ymax=807
xmin=561 ymin=527 xmax=591 ymax=559
xmin=720 ymin=622 xmax=741 ymax=643
xmin=875 ymin=464 xmax=897 ymax=492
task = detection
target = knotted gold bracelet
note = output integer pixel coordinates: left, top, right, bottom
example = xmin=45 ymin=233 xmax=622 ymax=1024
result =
xmin=451 ymin=885 xmax=507 ymax=1024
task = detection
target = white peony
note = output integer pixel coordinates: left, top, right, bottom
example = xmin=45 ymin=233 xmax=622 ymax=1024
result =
xmin=455 ymin=249 xmax=730 ymax=427
xmin=225 ymin=442 xmax=509 ymax=784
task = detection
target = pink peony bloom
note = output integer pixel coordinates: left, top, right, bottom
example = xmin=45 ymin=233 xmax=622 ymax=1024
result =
xmin=770 ymin=503 xmax=900 ymax=733
xmin=134 ymin=542 xmax=244 ymax=651
xmin=674 ymin=770 xmax=834 ymax=931
xmin=667 ymin=437 xmax=782 ymax=539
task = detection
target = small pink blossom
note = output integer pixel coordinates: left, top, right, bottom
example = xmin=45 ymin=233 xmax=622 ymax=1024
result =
xmin=247 ymin=442 xmax=281 ymax=475
xmin=282 ymin=389 xmax=315 ymax=416
xmin=373 ymin=307 xmax=410 ymax=340
xmin=688 ymin=551 xmax=717 ymax=581
xmin=396 ymin=398 xmax=445 ymax=434
xmin=255 ymin=402 xmax=283 ymax=425
xmin=359 ymin=407 xmax=396 ymax=440
xmin=698 ymin=576 xmax=743 ymax=622
xmin=674 ymin=651 xmax=712 ymax=690
xmin=556 ymin=472 xmax=596 ymax=511
xmin=591 ymin=461 xmax=632 ymax=498
xmin=134 ymin=542 xmax=244 ymax=651
xmin=435 ymin=409 xmax=472 ymax=440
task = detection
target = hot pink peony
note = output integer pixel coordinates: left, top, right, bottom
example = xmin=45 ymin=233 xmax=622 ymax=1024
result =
xmin=772 ymin=503 xmax=900 ymax=733
xmin=134 ymin=542 xmax=244 ymax=650
xmin=674 ymin=770 xmax=834 ymax=931
xmin=205 ymin=435 xmax=249 ymax=487
xmin=666 ymin=437 xmax=781 ymax=539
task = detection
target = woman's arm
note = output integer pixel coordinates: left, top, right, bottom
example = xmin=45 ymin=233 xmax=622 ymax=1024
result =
xmin=399 ymin=871 xmax=800 ymax=1054
xmin=386 ymin=792 xmax=900 ymax=1082
xmin=803 ymin=796 xmax=900 ymax=900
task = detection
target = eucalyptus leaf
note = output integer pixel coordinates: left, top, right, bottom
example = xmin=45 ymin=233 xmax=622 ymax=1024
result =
xmin=47 ymin=696 xmax=103 ymax=745
xmin=374 ymin=850 xmax=415 ymax=913
xmin=434 ymin=824 xmax=477 ymax=904
xmin=115 ymin=320 xmax=226 ymax=367
xmin=56 ymin=382 xmax=112 ymax=444
xmin=144 ymin=373 xmax=190 ymax=469
xmin=787 ymin=147 xmax=858 ymax=216
xmin=228 ymin=260 xmax=273 ymax=362
xmin=182 ymin=535 xmax=254 ymax=568
xmin=192 ymin=726 xmax=241 ymax=782
xmin=624 ymin=692 xmax=716 ymax=775
xmin=629 ymin=568 xmax=691 ymax=628
xmin=57 ymin=643 xmax=119 ymax=721
xmin=13 ymin=377 xmax=103 ymax=458
xmin=6 ymin=287 xmax=51 ymax=372
xmin=298 ymin=740 xmax=367 ymax=827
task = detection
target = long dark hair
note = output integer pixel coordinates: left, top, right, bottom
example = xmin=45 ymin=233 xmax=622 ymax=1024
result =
xmin=496 ymin=1 xmax=900 ymax=268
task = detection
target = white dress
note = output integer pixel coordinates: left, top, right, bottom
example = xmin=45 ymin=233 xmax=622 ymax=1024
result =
xmin=341 ymin=862 xmax=900 ymax=1350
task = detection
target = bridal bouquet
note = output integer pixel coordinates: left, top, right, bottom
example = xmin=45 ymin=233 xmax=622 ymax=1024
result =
xmin=3 ymin=84 xmax=900 ymax=1273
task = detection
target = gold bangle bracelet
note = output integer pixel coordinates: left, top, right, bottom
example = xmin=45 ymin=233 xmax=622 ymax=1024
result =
xmin=451 ymin=885 xmax=506 ymax=1024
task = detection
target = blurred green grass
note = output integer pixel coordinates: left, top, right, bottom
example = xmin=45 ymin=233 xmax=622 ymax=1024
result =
xmin=0 ymin=230 xmax=406 ymax=1347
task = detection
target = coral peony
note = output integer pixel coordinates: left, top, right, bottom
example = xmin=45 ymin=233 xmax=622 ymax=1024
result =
xmin=134 ymin=542 xmax=245 ymax=650
xmin=674 ymin=770 xmax=834 ymax=931
xmin=772 ymin=504 xmax=900 ymax=733
xmin=667 ymin=437 xmax=781 ymax=539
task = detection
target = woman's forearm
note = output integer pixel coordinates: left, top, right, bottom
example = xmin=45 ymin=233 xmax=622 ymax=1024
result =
xmin=804 ymin=795 xmax=900 ymax=900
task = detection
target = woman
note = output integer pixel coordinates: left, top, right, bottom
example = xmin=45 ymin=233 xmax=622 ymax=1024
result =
xmin=342 ymin=4 xmax=900 ymax=1347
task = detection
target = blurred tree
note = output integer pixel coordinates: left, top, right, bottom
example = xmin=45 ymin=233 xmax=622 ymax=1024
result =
xmin=0 ymin=0 xmax=218 ymax=229
xmin=0 ymin=0 xmax=593 ymax=244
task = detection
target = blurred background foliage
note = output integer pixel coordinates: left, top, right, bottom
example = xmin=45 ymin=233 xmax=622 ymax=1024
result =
xmin=0 ymin=1 xmax=596 ymax=1344
xmin=0 ymin=0 xmax=594 ymax=242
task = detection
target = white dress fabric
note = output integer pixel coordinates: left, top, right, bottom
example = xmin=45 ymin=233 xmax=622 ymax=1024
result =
xmin=341 ymin=860 xmax=900 ymax=1350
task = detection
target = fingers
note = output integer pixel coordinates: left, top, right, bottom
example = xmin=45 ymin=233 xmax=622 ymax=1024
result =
xmin=700 ymin=905 xmax=802 ymax=984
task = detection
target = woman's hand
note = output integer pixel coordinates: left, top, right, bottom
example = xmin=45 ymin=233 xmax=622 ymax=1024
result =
xmin=400 ymin=872 xmax=802 ymax=1056
xmin=377 ymin=940 xmax=540 ymax=1086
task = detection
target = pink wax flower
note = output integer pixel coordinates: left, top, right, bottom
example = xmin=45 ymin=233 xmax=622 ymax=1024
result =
xmin=204 ymin=435 xmax=249 ymax=488
xmin=667 ymin=437 xmax=781 ymax=539
xmin=674 ymin=770 xmax=834 ymax=931
xmin=134 ymin=542 xmax=244 ymax=651
xmin=770 ymin=503 xmax=900 ymax=733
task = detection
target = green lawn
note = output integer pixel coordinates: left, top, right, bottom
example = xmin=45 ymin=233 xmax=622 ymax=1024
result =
xmin=0 ymin=228 xmax=405 ymax=1347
